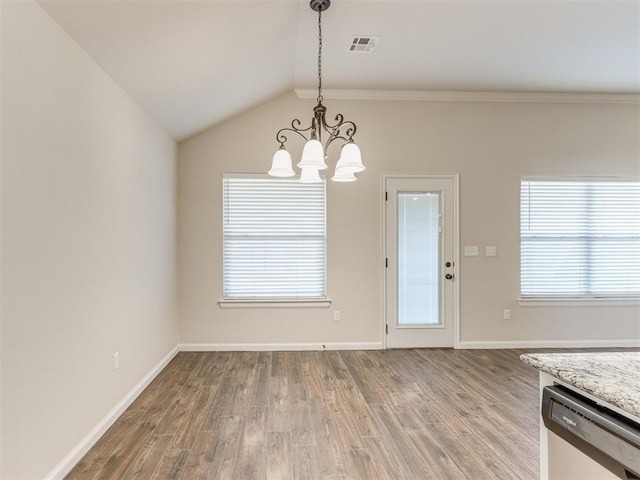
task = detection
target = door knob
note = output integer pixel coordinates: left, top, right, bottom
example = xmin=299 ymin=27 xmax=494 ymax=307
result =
xmin=445 ymin=261 xmax=453 ymax=268
xmin=445 ymin=273 xmax=454 ymax=280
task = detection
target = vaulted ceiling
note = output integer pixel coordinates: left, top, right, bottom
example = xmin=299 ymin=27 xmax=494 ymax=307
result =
xmin=38 ymin=0 xmax=640 ymax=141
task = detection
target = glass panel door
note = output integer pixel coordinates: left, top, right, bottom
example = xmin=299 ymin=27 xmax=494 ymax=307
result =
xmin=397 ymin=193 xmax=440 ymax=326
xmin=385 ymin=175 xmax=457 ymax=349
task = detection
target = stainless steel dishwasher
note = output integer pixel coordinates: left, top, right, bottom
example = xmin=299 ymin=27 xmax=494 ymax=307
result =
xmin=542 ymin=385 xmax=640 ymax=480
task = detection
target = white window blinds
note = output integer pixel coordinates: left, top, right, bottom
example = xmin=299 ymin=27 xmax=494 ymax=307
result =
xmin=223 ymin=175 xmax=326 ymax=299
xmin=520 ymin=179 xmax=640 ymax=298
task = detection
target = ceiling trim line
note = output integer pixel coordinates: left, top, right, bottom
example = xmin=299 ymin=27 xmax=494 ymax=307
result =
xmin=295 ymin=89 xmax=640 ymax=105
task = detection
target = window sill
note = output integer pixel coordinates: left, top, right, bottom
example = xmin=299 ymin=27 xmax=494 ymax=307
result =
xmin=218 ymin=298 xmax=332 ymax=309
xmin=519 ymin=296 xmax=640 ymax=307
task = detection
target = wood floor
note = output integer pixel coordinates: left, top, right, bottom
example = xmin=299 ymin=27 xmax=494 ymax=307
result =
xmin=66 ymin=349 xmax=544 ymax=480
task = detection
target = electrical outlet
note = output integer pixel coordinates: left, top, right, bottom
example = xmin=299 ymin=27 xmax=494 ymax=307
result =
xmin=503 ymin=309 xmax=511 ymax=320
xmin=333 ymin=310 xmax=341 ymax=322
xmin=113 ymin=352 xmax=120 ymax=372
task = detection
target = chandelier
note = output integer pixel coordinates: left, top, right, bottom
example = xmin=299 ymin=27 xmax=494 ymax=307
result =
xmin=268 ymin=0 xmax=365 ymax=183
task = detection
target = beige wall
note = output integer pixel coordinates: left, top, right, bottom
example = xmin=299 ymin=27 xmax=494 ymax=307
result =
xmin=1 ymin=2 xmax=178 ymax=478
xmin=1 ymin=2 xmax=638 ymax=475
xmin=178 ymin=92 xmax=640 ymax=348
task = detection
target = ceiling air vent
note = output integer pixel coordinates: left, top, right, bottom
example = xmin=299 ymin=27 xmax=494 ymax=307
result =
xmin=349 ymin=36 xmax=379 ymax=53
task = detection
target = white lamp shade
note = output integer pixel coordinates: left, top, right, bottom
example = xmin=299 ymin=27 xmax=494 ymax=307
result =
xmin=268 ymin=148 xmax=295 ymax=177
xmin=297 ymin=139 xmax=327 ymax=170
xmin=331 ymin=168 xmax=357 ymax=182
xmin=300 ymin=166 xmax=323 ymax=183
xmin=335 ymin=142 xmax=365 ymax=173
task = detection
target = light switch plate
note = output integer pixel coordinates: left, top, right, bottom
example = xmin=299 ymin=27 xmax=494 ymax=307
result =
xmin=464 ymin=246 xmax=479 ymax=256
xmin=486 ymin=246 xmax=497 ymax=257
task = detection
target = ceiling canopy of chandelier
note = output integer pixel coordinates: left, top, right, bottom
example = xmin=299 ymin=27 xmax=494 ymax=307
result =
xmin=268 ymin=0 xmax=365 ymax=183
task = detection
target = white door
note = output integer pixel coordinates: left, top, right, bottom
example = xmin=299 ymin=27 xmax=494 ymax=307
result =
xmin=385 ymin=175 xmax=458 ymax=348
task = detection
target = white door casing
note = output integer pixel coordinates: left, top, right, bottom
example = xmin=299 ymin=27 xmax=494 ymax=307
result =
xmin=384 ymin=174 xmax=460 ymax=348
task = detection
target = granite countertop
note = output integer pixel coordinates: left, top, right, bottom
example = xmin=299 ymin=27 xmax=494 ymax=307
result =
xmin=520 ymin=352 xmax=640 ymax=418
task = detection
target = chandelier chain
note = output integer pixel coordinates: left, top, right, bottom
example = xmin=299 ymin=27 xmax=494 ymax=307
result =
xmin=317 ymin=8 xmax=323 ymax=103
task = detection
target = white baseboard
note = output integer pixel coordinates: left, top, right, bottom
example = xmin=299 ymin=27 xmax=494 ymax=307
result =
xmin=458 ymin=339 xmax=640 ymax=349
xmin=179 ymin=342 xmax=383 ymax=352
xmin=45 ymin=345 xmax=180 ymax=480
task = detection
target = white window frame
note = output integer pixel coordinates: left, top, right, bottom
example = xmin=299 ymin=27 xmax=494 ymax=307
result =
xmin=219 ymin=174 xmax=330 ymax=308
xmin=519 ymin=176 xmax=640 ymax=307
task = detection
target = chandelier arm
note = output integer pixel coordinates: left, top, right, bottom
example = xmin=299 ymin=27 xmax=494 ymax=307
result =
xmin=290 ymin=117 xmax=316 ymax=135
xmin=323 ymin=131 xmax=353 ymax=150
xmin=323 ymin=128 xmax=344 ymax=150
xmin=292 ymin=118 xmax=317 ymax=135
xmin=321 ymin=115 xmax=357 ymax=139
xmin=321 ymin=113 xmax=344 ymax=131
xmin=321 ymin=119 xmax=357 ymax=151
xmin=324 ymin=135 xmax=347 ymax=152
xmin=340 ymin=120 xmax=357 ymax=140
xmin=276 ymin=126 xmax=311 ymax=146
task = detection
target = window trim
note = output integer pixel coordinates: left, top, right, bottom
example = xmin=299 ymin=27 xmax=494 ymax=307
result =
xmin=218 ymin=298 xmax=332 ymax=308
xmin=519 ymin=175 xmax=640 ymax=305
xmin=518 ymin=296 xmax=640 ymax=307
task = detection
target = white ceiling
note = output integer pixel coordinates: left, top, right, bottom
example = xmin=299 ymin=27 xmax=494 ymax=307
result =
xmin=38 ymin=0 xmax=640 ymax=141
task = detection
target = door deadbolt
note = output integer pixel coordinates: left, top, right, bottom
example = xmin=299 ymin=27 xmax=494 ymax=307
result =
xmin=445 ymin=261 xmax=453 ymax=268
xmin=445 ymin=273 xmax=454 ymax=280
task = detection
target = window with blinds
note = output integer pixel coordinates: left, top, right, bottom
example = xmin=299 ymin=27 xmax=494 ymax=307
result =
xmin=222 ymin=175 xmax=326 ymax=299
xmin=520 ymin=178 xmax=640 ymax=299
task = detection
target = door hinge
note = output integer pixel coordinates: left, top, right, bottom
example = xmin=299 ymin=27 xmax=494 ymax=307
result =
xmin=385 ymin=191 xmax=388 ymax=201
xmin=385 ymin=258 xmax=388 ymax=268
xmin=385 ymin=324 xmax=388 ymax=334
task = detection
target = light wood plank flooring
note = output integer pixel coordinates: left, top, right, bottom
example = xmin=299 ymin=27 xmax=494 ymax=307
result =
xmin=66 ymin=349 xmax=556 ymax=479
